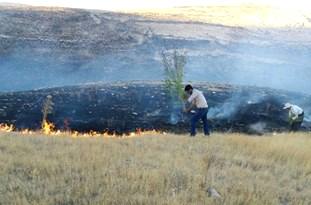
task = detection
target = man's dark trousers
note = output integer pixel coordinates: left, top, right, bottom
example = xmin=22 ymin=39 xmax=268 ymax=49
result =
xmin=190 ymin=108 xmax=209 ymax=136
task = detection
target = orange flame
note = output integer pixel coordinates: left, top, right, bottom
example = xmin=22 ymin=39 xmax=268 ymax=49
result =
xmin=42 ymin=120 xmax=55 ymax=135
xmin=21 ymin=129 xmax=33 ymax=135
xmin=0 ymin=121 xmax=165 ymax=138
xmin=0 ymin=123 xmax=14 ymax=132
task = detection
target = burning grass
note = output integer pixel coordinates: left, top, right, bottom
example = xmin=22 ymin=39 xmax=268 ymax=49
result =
xmin=0 ymin=122 xmax=163 ymax=138
xmin=0 ymin=132 xmax=310 ymax=204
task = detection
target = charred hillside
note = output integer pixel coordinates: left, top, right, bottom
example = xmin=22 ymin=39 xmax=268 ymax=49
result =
xmin=0 ymin=82 xmax=310 ymax=134
xmin=0 ymin=5 xmax=311 ymax=93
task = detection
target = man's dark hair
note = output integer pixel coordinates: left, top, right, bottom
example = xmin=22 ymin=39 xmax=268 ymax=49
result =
xmin=184 ymin=84 xmax=193 ymax=91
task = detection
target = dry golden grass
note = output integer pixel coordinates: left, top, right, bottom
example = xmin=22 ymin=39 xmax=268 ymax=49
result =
xmin=0 ymin=132 xmax=310 ymax=204
xmin=128 ymin=6 xmax=311 ymax=28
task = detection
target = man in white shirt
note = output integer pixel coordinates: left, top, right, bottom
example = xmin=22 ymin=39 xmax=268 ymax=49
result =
xmin=283 ymin=103 xmax=304 ymax=131
xmin=183 ymin=84 xmax=210 ymax=136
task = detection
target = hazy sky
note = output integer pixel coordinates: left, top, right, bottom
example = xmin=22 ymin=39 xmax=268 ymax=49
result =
xmin=2 ymin=0 xmax=311 ymax=11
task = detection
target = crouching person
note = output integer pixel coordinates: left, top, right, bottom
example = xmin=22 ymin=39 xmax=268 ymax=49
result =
xmin=183 ymin=84 xmax=210 ymax=137
xmin=283 ymin=103 xmax=304 ymax=131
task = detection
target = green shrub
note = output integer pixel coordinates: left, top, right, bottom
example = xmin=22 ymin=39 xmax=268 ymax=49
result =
xmin=162 ymin=50 xmax=187 ymax=101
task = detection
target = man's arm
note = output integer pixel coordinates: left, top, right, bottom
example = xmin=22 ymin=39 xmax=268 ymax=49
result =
xmin=290 ymin=108 xmax=299 ymax=121
xmin=288 ymin=110 xmax=298 ymax=124
xmin=187 ymin=91 xmax=198 ymax=104
xmin=183 ymin=101 xmax=195 ymax=113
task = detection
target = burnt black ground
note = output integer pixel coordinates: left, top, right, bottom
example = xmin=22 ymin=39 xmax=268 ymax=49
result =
xmin=0 ymin=81 xmax=310 ymax=134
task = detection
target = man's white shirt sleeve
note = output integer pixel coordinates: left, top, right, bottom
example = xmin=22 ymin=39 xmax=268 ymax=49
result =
xmin=290 ymin=105 xmax=303 ymax=120
xmin=187 ymin=89 xmax=208 ymax=108
xmin=188 ymin=90 xmax=198 ymax=104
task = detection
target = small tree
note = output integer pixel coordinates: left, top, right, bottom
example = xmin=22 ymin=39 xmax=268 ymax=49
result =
xmin=162 ymin=50 xmax=187 ymax=124
xmin=162 ymin=50 xmax=187 ymax=101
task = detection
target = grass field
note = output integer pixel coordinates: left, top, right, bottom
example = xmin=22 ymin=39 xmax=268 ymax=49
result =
xmin=0 ymin=132 xmax=310 ymax=205
xmin=130 ymin=6 xmax=311 ymax=28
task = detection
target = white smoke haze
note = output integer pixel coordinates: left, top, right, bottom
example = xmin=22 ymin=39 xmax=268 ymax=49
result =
xmin=0 ymin=3 xmax=310 ymax=94
xmin=249 ymin=122 xmax=267 ymax=134
xmin=207 ymin=90 xmax=267 ymax=119
xmin=304 ymin=116 xmax=311 ymax=123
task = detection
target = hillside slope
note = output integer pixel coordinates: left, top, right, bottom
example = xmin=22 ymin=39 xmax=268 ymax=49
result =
xmin=0 ymin=5 xmax=310 ymax=93
xmin=129 ymin=5 xmax=311 ymax=28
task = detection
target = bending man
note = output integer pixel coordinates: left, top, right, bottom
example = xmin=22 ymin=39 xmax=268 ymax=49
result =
xmin=283 ymin=103 xmax=304 ymax=131
xmin=183 ymin=84 xmax=210 ymax=137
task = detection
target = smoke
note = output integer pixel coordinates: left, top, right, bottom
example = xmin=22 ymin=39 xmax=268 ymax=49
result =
xmin=304 ymin=116 xmax=311 ymax=124
xmin=249 ymin=122 xmax=267 ymax=134
xmin=168 ymin=101 xmax=184 ymax=124
xmin=0 ymin=9 xmax=311 ymax=96
xmin=207 ymin=89 xmax=267 ymax=119
xmin=0 ymin=46 xmax=163 ymax=91
xmin=183 ymin=31 xmax=311 ymax=95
